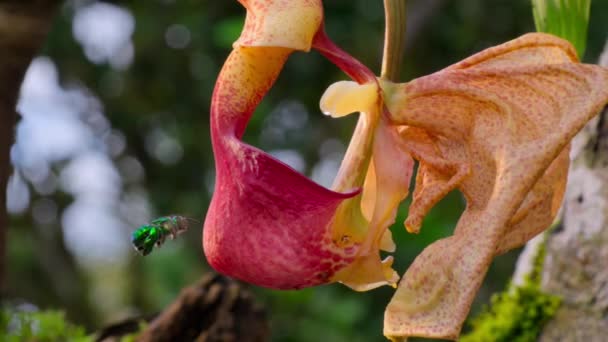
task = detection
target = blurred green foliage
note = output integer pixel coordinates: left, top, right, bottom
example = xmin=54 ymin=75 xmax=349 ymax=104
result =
xmin=6 ymin=0 xmax=608 ymax=341
xmin=0 ymin=308 xmax=89 ymax=342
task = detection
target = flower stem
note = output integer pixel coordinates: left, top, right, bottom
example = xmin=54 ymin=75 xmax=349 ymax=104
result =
xmin=381 ymin=0 xmax=406 ymax=82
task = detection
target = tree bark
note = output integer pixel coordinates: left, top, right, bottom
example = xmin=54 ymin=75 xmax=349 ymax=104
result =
xmin=0 ymin=0 xmax=62 ymax=295
xmin=513 ymin=41 xmax=608 ymax=341
xmin=131 ymin=273 xmax=268 ymax=342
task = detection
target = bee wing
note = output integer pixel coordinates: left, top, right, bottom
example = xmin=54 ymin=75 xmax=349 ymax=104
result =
xmin=184 ymin=217 xmax=201 ymax=224
xmin=173 ymin=216 xmax=200 ymax=234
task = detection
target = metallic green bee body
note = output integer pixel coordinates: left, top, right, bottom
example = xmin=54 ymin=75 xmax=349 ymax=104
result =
xmin=131 ymin=215 xmax=196 ymax=256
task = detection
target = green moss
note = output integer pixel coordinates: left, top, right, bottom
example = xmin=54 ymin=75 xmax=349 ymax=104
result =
xmin=0 ymin=308 xmax=91 ymax=342
xmin=460 ymin=280 xmax=561 ymax=342
xmin=460 ymin=235 xmax=561 ymax=342
xmin=0 ymin=308 xmax=147 ymax=342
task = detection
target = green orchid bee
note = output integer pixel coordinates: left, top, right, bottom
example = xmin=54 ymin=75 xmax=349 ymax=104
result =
xmin=131 ymin=215 xmax=199 ymax=256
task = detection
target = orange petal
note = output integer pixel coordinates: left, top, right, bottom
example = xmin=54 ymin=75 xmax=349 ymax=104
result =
xmin=496 ymin=146 xmax=569 ymax=254
xmin=383 ymin=33 xmax=608 ymax=340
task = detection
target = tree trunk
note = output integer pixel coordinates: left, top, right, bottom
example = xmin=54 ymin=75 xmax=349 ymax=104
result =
xmin=513 ymin=41 xmax=608 ymax=341
xmin=0 ymin=0 xmax=62 ymax=295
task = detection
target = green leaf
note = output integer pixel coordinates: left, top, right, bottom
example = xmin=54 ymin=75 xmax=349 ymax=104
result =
xmin=532 ymin=0 xmax=591 ymax=58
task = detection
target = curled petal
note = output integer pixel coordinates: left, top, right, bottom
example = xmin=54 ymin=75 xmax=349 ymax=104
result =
xmin=321 ymin=81 xmax=410 ymax=291
xmin=320 ymin=81 xmax=378 ymax=118
xmin=205 ymin=44 xmax=360 ymax=289
xmin=333 ymin=119 xmax=414 ymax=291
xmin=496 ymin=146 xmax=569 ymax=254
xmin=204 ymin=0 xmax=384 ymax=289
xmin=383 ymin=33 xmax=608 ymax=339
xmin=236 ymin=0 xmax=323 ymax=50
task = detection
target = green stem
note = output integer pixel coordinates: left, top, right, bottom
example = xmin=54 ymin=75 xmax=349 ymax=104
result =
xmin=381 ymin=0 xmax=407 ymax=82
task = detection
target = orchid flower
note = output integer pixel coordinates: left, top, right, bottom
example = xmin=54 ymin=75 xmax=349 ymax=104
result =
xmin=202 ymin=0 xmax=608 ymax=340
xmin=381 ymin=33 xmax=608 ymax=339
xmin=203 ymin=0 xmax=411 ymax=291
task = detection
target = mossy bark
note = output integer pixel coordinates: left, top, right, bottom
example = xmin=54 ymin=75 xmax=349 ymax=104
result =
xmin=514 ymin=41 xmax=608 ymax=341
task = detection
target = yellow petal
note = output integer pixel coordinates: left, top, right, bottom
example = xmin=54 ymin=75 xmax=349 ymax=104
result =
xmin=236 ymin=0 xmax=323 ymax=51
xmin=320 ymin=81 xmax=378 ymax=117
xmin=320 ymin=79 xmax=414 ymax=291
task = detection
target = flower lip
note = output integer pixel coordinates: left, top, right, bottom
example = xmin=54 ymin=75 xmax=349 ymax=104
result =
xmin=203 ymin=0 xmax=393 ymax=290
xmin=203 ymin=31 xmax=366 ymax=289
xmin=203 ymin=140 xmax=361 ymax=289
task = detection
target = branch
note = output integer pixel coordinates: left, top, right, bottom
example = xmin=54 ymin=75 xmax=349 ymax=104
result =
xmin=132 ymin=273 xmax=269 ymax=342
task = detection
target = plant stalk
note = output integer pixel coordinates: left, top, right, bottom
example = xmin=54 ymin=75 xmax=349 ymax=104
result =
xmin=381 ymin=0 xmax=407 ymax=82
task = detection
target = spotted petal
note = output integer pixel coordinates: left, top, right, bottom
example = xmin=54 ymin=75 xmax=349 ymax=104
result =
xmin=382 ymin=33 xmax=608 ymax=340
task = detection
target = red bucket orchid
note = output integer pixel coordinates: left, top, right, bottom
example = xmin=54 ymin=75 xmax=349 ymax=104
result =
xmin=203 ymin=0 xmax=410 ymax=292
xmin=202 ymin=0 xmax=608 ymax=339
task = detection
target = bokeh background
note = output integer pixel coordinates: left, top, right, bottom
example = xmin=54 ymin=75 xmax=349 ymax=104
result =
xmin=6 ymin=0 xmax=608 ymax=341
